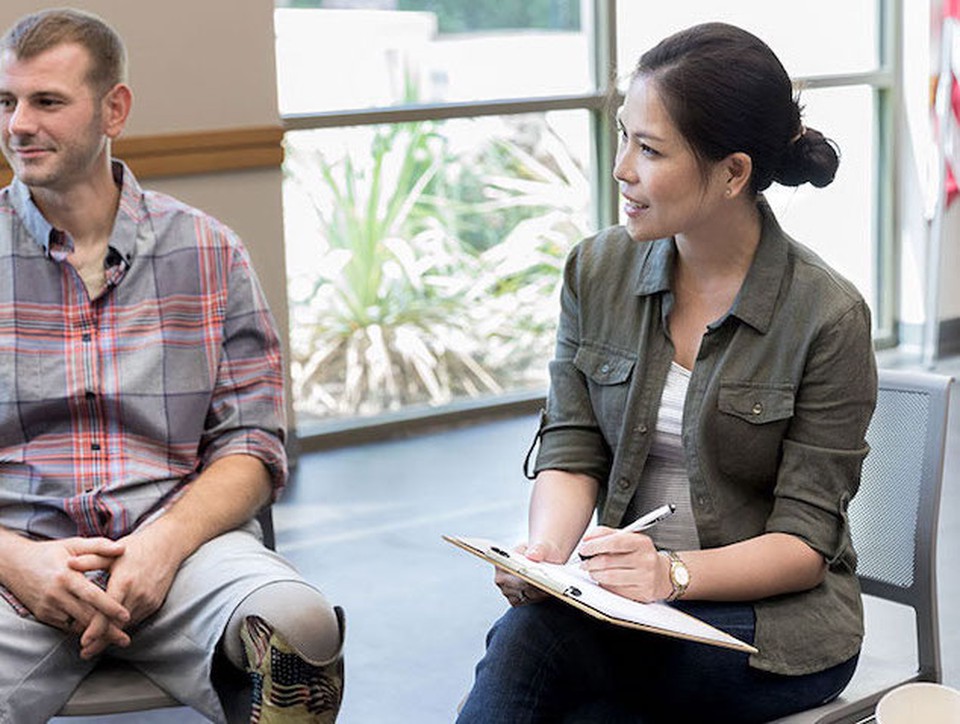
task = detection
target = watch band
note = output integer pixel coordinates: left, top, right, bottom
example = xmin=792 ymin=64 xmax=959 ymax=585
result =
xmin=663 ymin=550 xmax=690 ymax=602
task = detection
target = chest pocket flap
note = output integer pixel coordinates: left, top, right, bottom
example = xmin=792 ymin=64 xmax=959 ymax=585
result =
xmin=573 ymin=346 xmax=635 ymax=385
xmin=719 ymin=382 xmax=795 ymax=424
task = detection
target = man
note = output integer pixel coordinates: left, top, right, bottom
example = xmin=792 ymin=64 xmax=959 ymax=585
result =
xmin=0 ymin=9 xmax=343 ymax=723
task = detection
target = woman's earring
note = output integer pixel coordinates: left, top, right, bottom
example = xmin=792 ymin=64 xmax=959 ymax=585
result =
xmin=725 ymin=188 xmax=732 ymax=197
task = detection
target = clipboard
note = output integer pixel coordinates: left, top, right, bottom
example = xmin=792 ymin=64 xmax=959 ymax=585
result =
xmin=444 ymin=534 xmax=757 ymax=654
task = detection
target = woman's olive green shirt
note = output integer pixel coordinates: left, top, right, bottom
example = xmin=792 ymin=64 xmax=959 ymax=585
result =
xmin=533 ymin=200 xmax=877 ymax=675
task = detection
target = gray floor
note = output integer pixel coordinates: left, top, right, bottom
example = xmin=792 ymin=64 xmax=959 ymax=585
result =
xmin=52 ymin=356 xmax=960 ymax=723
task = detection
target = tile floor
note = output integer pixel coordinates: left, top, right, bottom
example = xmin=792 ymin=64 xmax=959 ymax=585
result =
xmin=52 ymin=357 xmax=960 ymax=723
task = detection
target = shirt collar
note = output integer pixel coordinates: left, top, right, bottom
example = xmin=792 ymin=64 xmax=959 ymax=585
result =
xmin=107 ymin=160 xmax=143 ymax=267
xmin=632 ymin=237 xmax=675 ymax=297
xmin=630 ymin=196 xmax=788 ymax=335
xmin=10 ymin=159 xmax=142 ymax=267
xmin=727 ymin=197 xmax=789 ymax=334
xmin=9 ymin=176 xmax=61 ymax=255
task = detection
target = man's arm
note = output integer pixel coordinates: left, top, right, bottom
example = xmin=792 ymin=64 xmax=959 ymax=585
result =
xmin=74 ymin=453 xmax=272 ymax=658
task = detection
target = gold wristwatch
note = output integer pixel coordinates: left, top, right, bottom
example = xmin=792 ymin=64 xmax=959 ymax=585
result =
xmin=663 ymin=550 xmax=690 ymax=602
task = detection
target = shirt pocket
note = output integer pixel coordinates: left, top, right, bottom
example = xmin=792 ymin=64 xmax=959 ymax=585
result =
xmin=714 ymin=381 xmax=795 ymax=487
xmin=573 ymin=345 xmax=636 ymax=442
xmin=718 ymin=381 xmax=795 ymax=424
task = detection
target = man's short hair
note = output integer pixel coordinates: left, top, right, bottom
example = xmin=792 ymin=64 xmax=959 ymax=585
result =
xmin=0 ymin=8 xmax=127 ymax=94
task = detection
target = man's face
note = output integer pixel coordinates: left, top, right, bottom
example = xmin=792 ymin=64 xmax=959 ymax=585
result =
xmin=0 ymin=43 xmax=110 ymax=193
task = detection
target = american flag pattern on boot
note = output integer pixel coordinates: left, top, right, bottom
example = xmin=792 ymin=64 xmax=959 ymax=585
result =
xmin=240 ymin=614 xmax=344 ymax=723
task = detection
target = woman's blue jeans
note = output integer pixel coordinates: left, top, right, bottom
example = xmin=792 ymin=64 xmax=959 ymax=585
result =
xmin=457 ymin=598 xmax=858 ymax=723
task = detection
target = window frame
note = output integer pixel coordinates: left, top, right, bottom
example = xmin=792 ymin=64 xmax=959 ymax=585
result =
xmin=279 ymin=0 xmax=897 ymax=450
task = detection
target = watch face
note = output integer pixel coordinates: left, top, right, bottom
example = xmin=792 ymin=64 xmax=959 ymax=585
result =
xmin=674 ymin=562 xmax=690 ymax=586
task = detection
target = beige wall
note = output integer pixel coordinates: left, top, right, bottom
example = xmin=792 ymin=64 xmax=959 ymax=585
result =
xmin=0 ymin=1 xmax=280 ymax=132
xmin=0 ymin=1 xmax=294 ymax=424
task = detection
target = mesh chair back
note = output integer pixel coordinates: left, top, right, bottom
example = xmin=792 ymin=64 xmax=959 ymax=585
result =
xmin=849 ymin=368 xmax=951 ymax=683
xmin=852 ymin=385 xmax=928 ymax=591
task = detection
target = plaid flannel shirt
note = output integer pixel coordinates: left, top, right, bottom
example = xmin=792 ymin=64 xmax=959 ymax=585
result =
xmin=0 ymin=161 xmax=287 ymax=614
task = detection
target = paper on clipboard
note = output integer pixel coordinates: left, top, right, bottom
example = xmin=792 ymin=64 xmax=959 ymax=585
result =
xmin=443 ymin=534 xmax=757 ymax=654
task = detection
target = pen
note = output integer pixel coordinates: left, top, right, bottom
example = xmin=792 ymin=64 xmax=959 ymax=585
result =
xmin=579 ymin=503 xmax=676 ymax=560
xmin=621 ymin=503 xmax=676 ymax=533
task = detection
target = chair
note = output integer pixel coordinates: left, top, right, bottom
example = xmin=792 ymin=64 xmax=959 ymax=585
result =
xmin=772 ymin=368 xmax=953 ymax=724
xmin=55 ymin=506 xmax=277 ymax=717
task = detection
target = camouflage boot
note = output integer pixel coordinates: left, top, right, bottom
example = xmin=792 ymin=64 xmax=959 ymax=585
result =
xmin=240 ymin=607 xmax=345 ymax=723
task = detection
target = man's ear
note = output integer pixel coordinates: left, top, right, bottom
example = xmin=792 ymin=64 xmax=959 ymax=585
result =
xmin=102 ymin=83 xmax=132 ymax=139
xmin=723 ymin=152 xmax=753 ymax=198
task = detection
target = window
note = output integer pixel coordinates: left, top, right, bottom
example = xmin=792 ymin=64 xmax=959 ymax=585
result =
xmin=275 ymin=0 xmax=894 ymax=441
xmin=283 ymin=112 xmax=591 ymax=421
xmin=615 ymin=0 xmax=893 ymax=336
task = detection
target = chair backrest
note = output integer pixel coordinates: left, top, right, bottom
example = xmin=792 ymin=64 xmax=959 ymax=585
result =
xmin=850 ymin=368 xmax=952 ymax=684
xmin=258 ymin=505 xmax=276 ymax=550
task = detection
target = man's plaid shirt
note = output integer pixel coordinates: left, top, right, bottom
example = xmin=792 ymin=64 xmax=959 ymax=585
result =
xmin=0 ymin=161 xmax=287 ymax=613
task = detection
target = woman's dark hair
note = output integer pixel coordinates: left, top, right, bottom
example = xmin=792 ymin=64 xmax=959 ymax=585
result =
xmin=634 ymin=22 xmax=838 ymax=193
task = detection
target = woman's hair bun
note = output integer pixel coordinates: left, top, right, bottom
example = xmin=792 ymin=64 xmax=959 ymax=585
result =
xmin=774 ymin=127 xmax=840 ymax=188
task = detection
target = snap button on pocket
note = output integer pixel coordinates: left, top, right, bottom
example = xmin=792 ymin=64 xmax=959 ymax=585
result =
xmin=573 ymin=346 xmax=635 ymax=385
xmin=617 ymin=477 xmax=631 ymax=491
xmin=718 ymin=382 xmax=794 ymax=424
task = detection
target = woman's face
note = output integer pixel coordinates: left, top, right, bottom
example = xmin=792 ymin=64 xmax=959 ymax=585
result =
xmin=613 ymin=75 xmax=727 ymax=243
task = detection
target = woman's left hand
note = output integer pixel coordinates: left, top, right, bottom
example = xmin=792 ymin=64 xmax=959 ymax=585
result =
xmin=577 ymin=527 xmax=673 ymax=602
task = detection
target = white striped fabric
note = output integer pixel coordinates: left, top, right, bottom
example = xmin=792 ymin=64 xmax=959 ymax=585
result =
xmin=632 ymin=361 xmax=701 ymax=551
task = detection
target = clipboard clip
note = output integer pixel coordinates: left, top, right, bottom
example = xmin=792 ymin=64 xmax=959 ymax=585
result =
xmin=486 ymin=541 xmax=580 ymax=599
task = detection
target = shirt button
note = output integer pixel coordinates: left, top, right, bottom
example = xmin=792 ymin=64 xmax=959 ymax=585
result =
xmin=82 ymin=333 xmax=92 ymax=342
xmin=600 ymin=363 xmax=611 ymax=373
xmin=752 ymin=402 xmax=763 ymax=415
xmin=636 ymin=423 xmax=648 ymax=435
xmin=91 ymin=443 xmax=101 ymax=451
xmin=617 ymin=477 xmax=631 ymax=491
xmin=85 ymin=390 xmax=95 ymax=400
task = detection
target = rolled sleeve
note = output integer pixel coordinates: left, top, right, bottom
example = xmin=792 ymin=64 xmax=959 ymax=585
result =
xmin=765 ymin=300 xmax=876 ymax=567
xmin=534 ymin=361 xmax=612 ymax=482
xmin=200 ymin=243 xmax=288 ymax=496
xmin=767 ymin=439 xmax=867 ymax=564
xmin=534 ymin=245 xmax=612 ymax=482
xmin=202 ymin=427 xmax=288 ymax=497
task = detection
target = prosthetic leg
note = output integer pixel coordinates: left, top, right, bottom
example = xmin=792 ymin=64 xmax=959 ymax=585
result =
xmin=223 ymin=581 xmax=345 ymax=723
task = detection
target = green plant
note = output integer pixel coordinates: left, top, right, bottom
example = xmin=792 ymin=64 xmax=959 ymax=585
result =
xmin=285 ymin=122 xmax=504 ymax=418
xmin=284 ymin=114 xmax=591 ymax=421
xmin=469 ymin=117 xmax=592 ymax=365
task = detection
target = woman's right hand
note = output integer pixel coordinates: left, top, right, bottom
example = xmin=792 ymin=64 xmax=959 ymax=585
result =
xmin=495 ymin=541 xmax=562 ymax=606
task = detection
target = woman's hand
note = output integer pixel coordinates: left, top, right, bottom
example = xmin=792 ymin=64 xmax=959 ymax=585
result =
xmin=495 ymin=541 xmax=564 ymax=606
xmin=578 ymin=527 xmax=673 ymax=603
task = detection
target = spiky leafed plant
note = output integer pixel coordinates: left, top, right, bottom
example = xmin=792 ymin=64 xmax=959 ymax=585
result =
xmin=285 ymin=121 xmax=504 ymax=419
xmin=463 ymin=117 xmax=592 ymax=377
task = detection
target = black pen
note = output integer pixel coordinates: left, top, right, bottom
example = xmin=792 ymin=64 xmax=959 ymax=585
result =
xmin=579 ymin=503 xmax=676 ymax=560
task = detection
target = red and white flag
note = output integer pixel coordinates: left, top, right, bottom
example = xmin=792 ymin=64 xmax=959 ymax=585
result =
xmin=935 ymin=0 xmax=960 ymax=206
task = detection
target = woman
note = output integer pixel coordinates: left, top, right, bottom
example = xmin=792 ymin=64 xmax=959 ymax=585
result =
xmin=457 ymin=22 xmax=877 ymax=724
